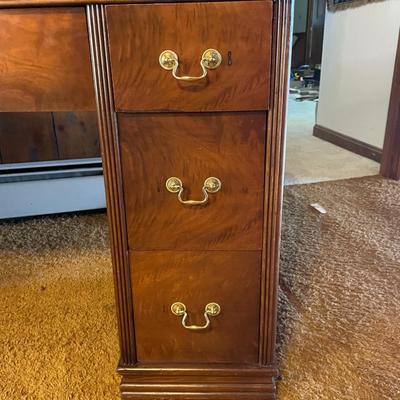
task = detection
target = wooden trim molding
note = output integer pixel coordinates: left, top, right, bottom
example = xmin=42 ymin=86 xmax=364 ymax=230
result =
xmin=380 ymin=31 xmax=400 ymax=180
xmin=260 ymin=0 xmax=291 ymax=365
xmin=86 ymin=4 xmax=136 ymax=366
xmin=1 ymin=0 xmax=264 ymax=9
xmin=313 ymin=124 xmax=382 ymax=163
xmin=118 ymin=366 xmax=278 ymax=399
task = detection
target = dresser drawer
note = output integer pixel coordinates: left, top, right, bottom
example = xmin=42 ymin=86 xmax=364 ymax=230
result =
xmin=131 ymin=251 xmax=261 ymax=364
xmin=106 ymin=1 xmax=272 ymax=112
xmin=119 ymin=112 xmax=266 ymax=251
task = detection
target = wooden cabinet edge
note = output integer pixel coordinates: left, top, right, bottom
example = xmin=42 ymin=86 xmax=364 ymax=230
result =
xmin=0 ymin=0 xmax=275 ymax=9
xmin=86 ymin=4 xmax=137 ymax=365
xmin=86 ymin=0 xmax=292 ymax=397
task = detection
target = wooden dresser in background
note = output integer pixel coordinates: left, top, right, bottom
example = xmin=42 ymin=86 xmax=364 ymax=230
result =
xmin=0 ymin=0 xmax=291 ymax=398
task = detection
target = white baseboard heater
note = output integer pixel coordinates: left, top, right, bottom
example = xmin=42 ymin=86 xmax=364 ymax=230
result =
xmin=0 ymin=158 xmax=106 ymax=219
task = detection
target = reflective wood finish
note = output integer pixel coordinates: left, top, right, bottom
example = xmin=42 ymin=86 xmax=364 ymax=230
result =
xmin=106 ymin=1 xmax=272 ymax=112
xmin=0 ymin=8 xmax=95 ymax=112
xmin=87 ymin=4 xmax=137 ymax=366
xmin=119 ymin=367 xmax=278 ymax=399
xmin=131 ymin=251 xmax=261 ymax=364
xmin=119 ymin=112 xmax=266 ymax=251
xmin=0 ymin=112 xmax=99 ymax=163
xmin=86 ymin=1 xmax=292 ymax=398
xmin=0 ymin=113 xmax=57 ymax=163
xmin=1 ymin=0 xmax=268 ymax=6
xmin=53 ymin=112 xmax=100 ymax=159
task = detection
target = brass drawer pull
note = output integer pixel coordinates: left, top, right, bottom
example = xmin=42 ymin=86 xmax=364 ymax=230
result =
xmin=159 ymin=49 xmax=222 ymax=82
xmin=171 ymin=302 xmax=221 ymax=330
xmin=166 ymin=177 xmax=221 ymax=206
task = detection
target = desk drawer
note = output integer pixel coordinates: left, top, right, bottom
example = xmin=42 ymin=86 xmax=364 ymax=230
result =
xmin=106 ymin=1 xmax=272 ymax=112
xmin=119 ymin=112 xmax=266 ymax=251
xmin=0 ymin=8 xmax=95 ymax=112
xmin=131 ymin=251 xmax=261 ymax=364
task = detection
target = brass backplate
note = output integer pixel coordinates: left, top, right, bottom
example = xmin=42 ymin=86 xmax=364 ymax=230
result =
xmin=159 ymin=50 xmax=178 ymax=70
xmin=171 ymin=302 xmax=186 ymax=316
xmin=204 ymin=177 xmax=222 ymax=193
xmin=205 ymin=302 xmax=221 ymax=316
xmin=202 ymin=49 xmax=222 ymax=69
xmin=165 ymin=177 xmax=183 ymax=193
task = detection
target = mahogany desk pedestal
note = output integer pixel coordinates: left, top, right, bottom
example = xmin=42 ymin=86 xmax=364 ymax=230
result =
xmin=0 ymin=0 xmax=291 ymax=398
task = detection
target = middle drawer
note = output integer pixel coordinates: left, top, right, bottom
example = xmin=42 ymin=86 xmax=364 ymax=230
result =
xmin=119 ymin=112 xmax=266 ymax=251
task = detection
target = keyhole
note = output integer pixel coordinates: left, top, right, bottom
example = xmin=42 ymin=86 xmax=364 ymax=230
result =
xmin=227 ymin=51 xmax=233 ymax=66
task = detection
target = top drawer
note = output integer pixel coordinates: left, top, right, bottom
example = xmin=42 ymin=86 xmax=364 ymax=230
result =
xmin=106 ymin=1 xmax=273 ymax=112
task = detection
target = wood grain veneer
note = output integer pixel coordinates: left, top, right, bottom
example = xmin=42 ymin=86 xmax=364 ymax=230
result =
xmin=119 ymin=112 xmax=266 ymax=251
xmin=106 ymin=1 xmax=272 ymax=112
xmin=131 ymin=251 xmax=261 ymax=364
xmin=0 ymin=112 xmax=99 ymax=163
xmin=0 ymin=112 xmax=57 ymax=163
xmin=86 ymin=0 xmax=292 ymax=398
xmin=53 ymin=112 xmax=100 ymax=159
xmin=0 ymin=8 xmax=95 ymax=112
xmin=1 ymin=0 xmax=275 ymax=7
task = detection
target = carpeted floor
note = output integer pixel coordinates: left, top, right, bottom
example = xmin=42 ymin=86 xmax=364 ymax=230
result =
xmin=277 ymin=176 xmax=400 ymax=400
xmin=0 ymin=176 xmax=399 ymax=399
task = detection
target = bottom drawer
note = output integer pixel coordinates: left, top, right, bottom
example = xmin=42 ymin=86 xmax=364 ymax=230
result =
xmin=131 ymin=251 xmax=261 ymax=365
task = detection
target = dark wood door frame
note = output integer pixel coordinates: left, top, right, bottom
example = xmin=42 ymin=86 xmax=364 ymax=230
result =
xmin=305 ymin=0 xmax=325 ymax=67
xmin=380 ymin=30 xmax=400 ymax=180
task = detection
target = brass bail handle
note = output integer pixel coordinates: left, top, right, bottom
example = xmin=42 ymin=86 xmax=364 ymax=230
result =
xmin=165 ymin=177 xmax=222 ymax=206
xmin=171 ymin=302 xmax=221 ymax=330
xmin=159 ymin=49 xmax=222 ymax=81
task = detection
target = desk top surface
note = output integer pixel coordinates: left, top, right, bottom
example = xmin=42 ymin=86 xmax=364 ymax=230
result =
xmin=0 ymin=0 xmax=267 ymax=9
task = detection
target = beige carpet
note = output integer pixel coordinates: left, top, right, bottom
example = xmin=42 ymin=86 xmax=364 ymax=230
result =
xmin=0 ymin=215 xmax=119 ymax=399
xmin=284 ymin=95 xmax=380 ymax=186
xmin=0 ymin=176 xmax=399 ymax=399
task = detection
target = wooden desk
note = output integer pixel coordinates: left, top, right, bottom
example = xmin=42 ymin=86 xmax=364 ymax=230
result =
xmin=0 ymin=1 xmax=291 ymax=398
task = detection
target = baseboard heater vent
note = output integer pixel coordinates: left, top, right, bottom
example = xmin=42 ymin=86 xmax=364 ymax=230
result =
xmin=0 ymin=158 xmax=103 ymax=183
xmin=0 ymin=158 xmax=106 ymax=219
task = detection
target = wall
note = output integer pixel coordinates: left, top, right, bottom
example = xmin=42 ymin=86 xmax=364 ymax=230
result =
xmin=316 ymin=0 xmax=400 ymax=148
